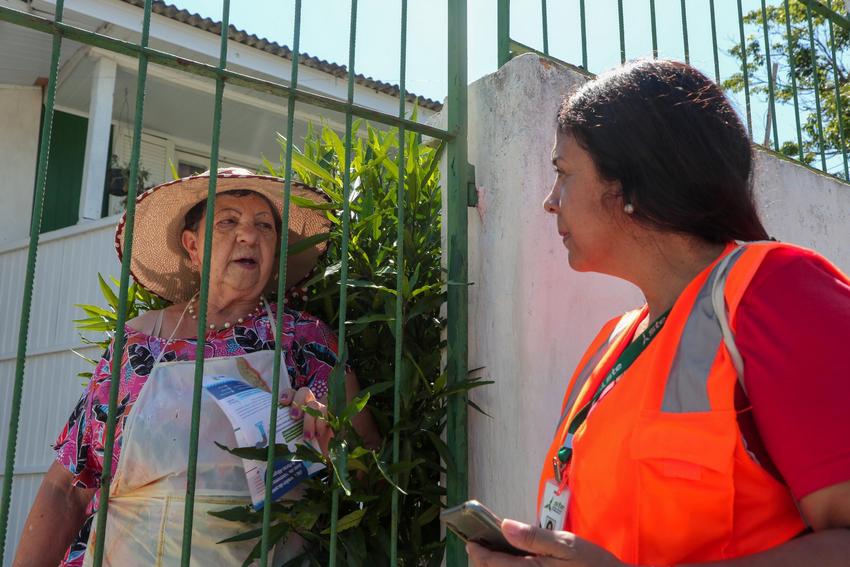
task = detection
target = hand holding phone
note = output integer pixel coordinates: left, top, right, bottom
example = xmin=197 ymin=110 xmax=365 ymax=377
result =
xmin=440 ymin=500 xmax=526 ymax=556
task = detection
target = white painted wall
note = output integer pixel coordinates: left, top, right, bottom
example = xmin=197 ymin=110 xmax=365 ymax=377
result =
xmin=0 ymin=216 xmax=120 ymax=564
xmin=0 ymin=86 xmax=41 ymax=245
xmin=458 ymin=54 xmax=850 ymax=525
xmin=755 ymin=155 xmax=850 ymax=272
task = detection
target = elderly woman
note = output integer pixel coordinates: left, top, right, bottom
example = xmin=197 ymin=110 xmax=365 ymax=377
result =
xmin=14 ymin=168 xmax=378 ymax=566
xmin=467 ymin=60 xmax=850 ymax=566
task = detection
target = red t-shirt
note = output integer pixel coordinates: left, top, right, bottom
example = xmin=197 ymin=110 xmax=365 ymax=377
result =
xmin=735 ymin=246 xmax=850 ymax=500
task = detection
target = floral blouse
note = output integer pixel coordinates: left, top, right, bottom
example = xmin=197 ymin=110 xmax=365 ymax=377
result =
xmin=53 ymin=305 xmax=338 ymax=567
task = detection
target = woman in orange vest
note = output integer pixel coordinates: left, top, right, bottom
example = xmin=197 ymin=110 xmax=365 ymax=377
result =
xmin=467 ymin=59 xmax=850 ymax=566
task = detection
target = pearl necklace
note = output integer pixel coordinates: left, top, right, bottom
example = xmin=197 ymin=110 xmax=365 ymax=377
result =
xmin=187 ymin=296 xmax=265 ymax=331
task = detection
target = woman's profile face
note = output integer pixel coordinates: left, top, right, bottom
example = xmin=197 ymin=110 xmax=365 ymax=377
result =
xmin=543 ymin=133 xmax=626 ymax=274
xmin=181 ymin=193 xmax=278 ymax=300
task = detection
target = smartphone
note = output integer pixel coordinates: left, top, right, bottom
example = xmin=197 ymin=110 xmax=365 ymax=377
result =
xmin=440 ymin=500 xmax=526 ymax=556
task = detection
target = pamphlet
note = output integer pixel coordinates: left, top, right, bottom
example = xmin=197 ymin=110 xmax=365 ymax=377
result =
xmin=204 ymin=373 xmax=325 ymax=510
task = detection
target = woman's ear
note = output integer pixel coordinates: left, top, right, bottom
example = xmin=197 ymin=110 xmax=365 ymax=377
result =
xmin=181 ymin=229 xmax=200 ymax=268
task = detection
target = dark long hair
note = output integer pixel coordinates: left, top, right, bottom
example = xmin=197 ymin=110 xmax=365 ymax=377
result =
xmin=557 ymin=59 xmax=768 ymax=243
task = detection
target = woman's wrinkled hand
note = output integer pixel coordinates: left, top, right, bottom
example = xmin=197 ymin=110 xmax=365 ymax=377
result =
xmin=467 ymin=519 xmax=627 ymax=567
xmin=279 ymin=387 xmax=333 ymax=456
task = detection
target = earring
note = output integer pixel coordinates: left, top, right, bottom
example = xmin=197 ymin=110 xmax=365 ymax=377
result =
xmin=624 ymin=203 xmax=635 ymax=215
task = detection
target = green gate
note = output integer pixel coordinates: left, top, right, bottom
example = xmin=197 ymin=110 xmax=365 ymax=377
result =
xmin=498 ymin=0 xmax=849 ymax=181
xmin=0 ymin=0 xmax=470 ymax=565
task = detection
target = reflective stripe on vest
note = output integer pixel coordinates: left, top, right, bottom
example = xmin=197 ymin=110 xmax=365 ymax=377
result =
xmin=663 ymin=245 xmax=746 ymax=413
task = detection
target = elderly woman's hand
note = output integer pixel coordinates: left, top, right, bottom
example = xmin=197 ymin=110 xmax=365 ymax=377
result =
xmin=279 ymin=387 xmax=333 ymax=456
xmin=467 ymin=519 xmax=627 ymax=567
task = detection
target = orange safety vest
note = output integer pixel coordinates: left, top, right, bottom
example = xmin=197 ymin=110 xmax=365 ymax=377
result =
xmin=536 ymin=242 xmax=823 ymax=566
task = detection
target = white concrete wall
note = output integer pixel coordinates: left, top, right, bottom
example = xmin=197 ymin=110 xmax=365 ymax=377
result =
xmin=755 ymin=155 xmax=850 ymax=272
xmin=0 ymin=86 xmax=41 ymax=245
xmin=460 ymin=54 xmax=850 ymax=525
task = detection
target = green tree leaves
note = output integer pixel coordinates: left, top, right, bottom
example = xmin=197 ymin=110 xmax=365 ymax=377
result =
xmin=724 ymin=0 xmax=848 ymax=176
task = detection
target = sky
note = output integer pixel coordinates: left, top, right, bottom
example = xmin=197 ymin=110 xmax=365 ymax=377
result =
xmin=168 ymin=0 xmax=843 ymax=169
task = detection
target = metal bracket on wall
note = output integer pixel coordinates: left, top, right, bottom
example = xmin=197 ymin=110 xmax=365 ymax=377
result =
xmin=467 ymin=163 xmax=477 ymax=207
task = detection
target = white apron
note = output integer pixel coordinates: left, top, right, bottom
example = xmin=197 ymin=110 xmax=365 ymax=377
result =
xmin=83 ymin=306 xmax=303 ymax=566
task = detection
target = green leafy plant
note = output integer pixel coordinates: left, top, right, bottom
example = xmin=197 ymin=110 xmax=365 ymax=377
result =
xmin=724 ymin=0 xmax=848 ymax=176
xmin=73 ymin=275 xmax=168 ymax=380
xmin=219 ymin=119 xmax=489 ymax=565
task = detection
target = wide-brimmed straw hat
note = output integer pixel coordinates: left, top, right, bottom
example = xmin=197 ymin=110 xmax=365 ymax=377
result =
xmin=115 ymin=167 xmax=332 ymax=303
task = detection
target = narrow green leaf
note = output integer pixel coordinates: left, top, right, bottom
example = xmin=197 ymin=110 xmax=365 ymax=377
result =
xmin=338 ymin=392 xmax=370 ymax=423
xmin=424 ymin=430 xmax=457 ymax=474
xmin=75 ymin=304 xmax=117 ymax=319
xmin=214 ymin=441 xmax=295 ymax=462
xmin=288 ymin=232 xmax=331 ymax=256
xmin=329 ymin=439 xmax=351 ymax=495
xmin=276 ymin=133 xmax=339 ymax=186
xmin=319 ymin=508 xmax=366 ymax=535
xmin=291 ymin=194 xmax=340 ymax=211
xmin=70 ymin=349 xmax=98 ymax=366
xmin=371 ymin=452 xmax=408 ymax=495
xmin=97 ymin=274 xmax=119 ymax=310
xmin=345 ymin=314 xmax=395 ymax=326
xmin=168 ymin=158 xmax=180 ymax=181
xmin=207 ymin=504 xmax=260 ymax=523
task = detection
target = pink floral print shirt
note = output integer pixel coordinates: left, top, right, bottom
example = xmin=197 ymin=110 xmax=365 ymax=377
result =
xmin=53 ymin=306 xmax=338 ymax=567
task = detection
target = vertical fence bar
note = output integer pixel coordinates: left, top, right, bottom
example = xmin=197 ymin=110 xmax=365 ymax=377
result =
xmin=580 ymin=0 xmax=588 ymax=69
xmin=618 ymin=0 xmax=626 ymax=63
xmin=710 ymin=0 xmax=721 ymax=83
xmin=649 ymin=0 xmax=658 ymax=58
xmin=90 ymin=2 xmax=152 ymax=565
xmin=260 ymin=0 xmax=303 ymax=564
xmin=497 ymin=0 xmax=510 ymax=67
xmin=680 ymin=0 xmax=690 ymax=63
xmin=446 ymin=0 xmax=469 ymax=564
xmin=828 ymin=17 xmax=849 ymax=178
xmin=390 ymin=0 xmax=408 ymax=564
xmin=761 ymin=0 xmax=780 ymax=150
xmin=541 ymin=0 xmax=549 ymax=55
xmin=805 ymin=3 xmax=827 ymax=170
xmin=784 ymin=0 xmax=805 ymax=161
xmin=179 ymin=1 xmax=230 ymax=565
xmin=329 ymin=0 xmax=359 ymax=563
xmin=737 ymin=0 xmax=754 ymax=135
xmin=0 ymin=1 xmax=65 ymax=561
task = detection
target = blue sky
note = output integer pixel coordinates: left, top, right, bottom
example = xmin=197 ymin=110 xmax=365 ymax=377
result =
xmin=169 ymin=0 xmax=822 ymax=156
xmin=170 ymin=0 xmax=771 ymax=100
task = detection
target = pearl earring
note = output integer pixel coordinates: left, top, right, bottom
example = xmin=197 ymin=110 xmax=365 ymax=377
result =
xmin=624 ymin=203 xmax=635 ymax=215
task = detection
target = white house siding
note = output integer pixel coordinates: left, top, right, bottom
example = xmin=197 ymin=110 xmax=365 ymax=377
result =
xmin=0 ymin=217 xmax=119 ymax=562
xmin=456 ymin=54 xmax=850 ymax=525
xmin=0 ymin=86 xmax=41 ymax=246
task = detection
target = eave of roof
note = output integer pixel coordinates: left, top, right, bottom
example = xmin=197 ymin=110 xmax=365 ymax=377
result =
xmin=120 ymin=0 xmax=443 ymax=112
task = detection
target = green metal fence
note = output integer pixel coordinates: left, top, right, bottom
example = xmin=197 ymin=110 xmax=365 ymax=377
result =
xmin=498 ymin=0 xmax=849 ymax=181
xmin=0 ymin=0 xmax=469 ymax=565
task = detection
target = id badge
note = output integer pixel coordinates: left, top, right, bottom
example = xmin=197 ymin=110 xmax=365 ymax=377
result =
xmin=539 ymin=480 xmax=569 ymax=531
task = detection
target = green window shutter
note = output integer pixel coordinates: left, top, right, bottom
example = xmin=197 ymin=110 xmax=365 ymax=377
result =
xmin=39 ymin=110 xmax=87 ymax=233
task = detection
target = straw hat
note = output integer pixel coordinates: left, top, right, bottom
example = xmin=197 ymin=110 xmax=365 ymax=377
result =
xmin=115 ymin=167 xmax=332 ymax=303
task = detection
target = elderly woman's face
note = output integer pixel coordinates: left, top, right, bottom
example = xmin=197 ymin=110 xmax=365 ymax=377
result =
xmin=181 ymin=193 xmax=277 ymax=300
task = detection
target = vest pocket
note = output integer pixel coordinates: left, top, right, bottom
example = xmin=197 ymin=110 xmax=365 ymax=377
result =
xmin=631 ymin=410 xmax=737 ymax=564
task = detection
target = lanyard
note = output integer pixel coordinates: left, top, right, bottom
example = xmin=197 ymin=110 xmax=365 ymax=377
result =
xmin=553 ymin=309 xmax=670 ymax=483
